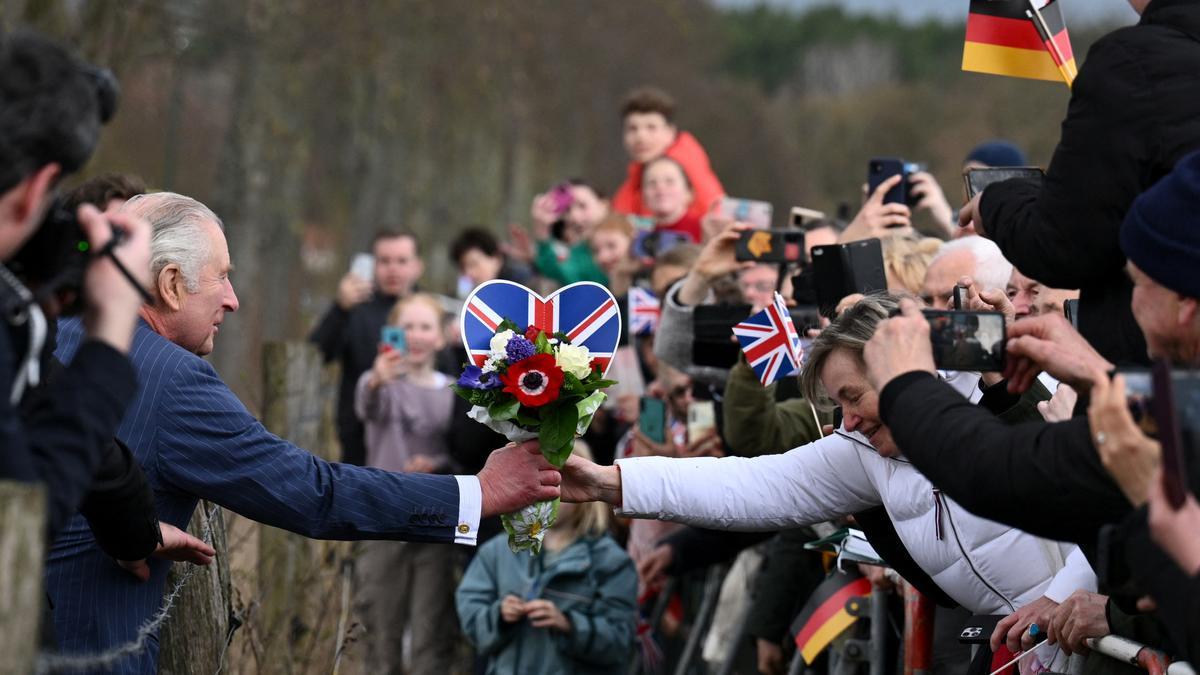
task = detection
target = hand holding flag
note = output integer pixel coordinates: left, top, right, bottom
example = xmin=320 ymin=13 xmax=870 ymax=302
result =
xmin=733 ymin=292 xmax=804 ymax=386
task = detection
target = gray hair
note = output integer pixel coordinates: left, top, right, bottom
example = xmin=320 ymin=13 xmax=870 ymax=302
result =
xmin=800 ymin=293 xmax=902 ymax=408
xmin=930 ymin=235 xmax=1013 ymax=293
xmin=120 ymin=192 xmax=223 ymax=293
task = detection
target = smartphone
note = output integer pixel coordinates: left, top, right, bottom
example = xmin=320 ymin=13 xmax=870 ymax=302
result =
xmin=790 ymin=206 xmax=826 ymax=228
xmin=735 ymin=229 xmax=805 ymax=263
xmin=1064 ymin=298 xmax=1080 ymax=329
xmin=963 ymin=167 xmax=1045 ymax=200
xmin=867 ymin=157 xmax=909 ymax=207
xmin=687 ymin=400 xmax=716 ymax=444
xmin=639 ymin=396 xmax=668 ymax=444
xmin=923 ymin=310 xmax=1006 ymax=372
xmin=549 ymin=182 xmax=574 ymax=217
xmin=350 ymin=253 xmax=374 ymax=282
xmin=1121 ymin=369 xmax=1156 ymax=436
xmin=381 ymin=326 xmax=407 ymax=353
xmin=718 ymin=197 xmax=774 ymax=229
xmin=810 ymin=239 xmax=888 ymax=319
xmin=952 ymin=285 xmax=966 ymax=311
xmin=1155 ymin=361 xmax=1192 ymax=510
xmin=633 ymin=230 xmax=690 ymax=259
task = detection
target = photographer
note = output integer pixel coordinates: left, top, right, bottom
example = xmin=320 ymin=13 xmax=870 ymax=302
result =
xmin=0 ymin=31 xmax=156 ymax=541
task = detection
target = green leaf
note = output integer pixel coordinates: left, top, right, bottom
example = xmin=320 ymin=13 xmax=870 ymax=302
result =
xmin=497 ymin=318 xmax=522 ymax=334
xmin=583 ymin=378 xmax=618 ymax=393
xmin=515 ymin=409 xmax=540 ymax=427
xmin=535 ymin=331 xmax=552 ymax=355
xmin=488 ymin=397 xmax=520 ymax=421
xmin=562 ymin=372 xmax=586 ymax=397
xmin=542 ymin=441 xmax=575 ymax=468
xmin=538 ymin=403 xmax=579 ymax=465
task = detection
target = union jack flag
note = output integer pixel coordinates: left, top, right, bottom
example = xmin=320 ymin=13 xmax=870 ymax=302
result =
xmin=628 ymin=286 xmax=661 ymax=336
xmin=732 ymin=292 xmax=803 ymax=385
xmin=460 ymin=280 xmax=621 ymax=376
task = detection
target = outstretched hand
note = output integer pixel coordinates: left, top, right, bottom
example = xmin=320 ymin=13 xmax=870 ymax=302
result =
xmin=119 ymin=522 xmax=216 ymax=582
xmin=477 ymin=440 xmax=561 ymax=517
xmin=560 ymin=453 xmax=623 ymax=506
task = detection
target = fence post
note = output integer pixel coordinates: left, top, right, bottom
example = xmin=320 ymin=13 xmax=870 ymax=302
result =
xmin=159 ymin=503 xmax=232 ymax=675
xmin=903 ymin=582 xmax=934 ymax=675
xmin=0 ymin=481 xmax=46 ymax=674
xmin=257 ymin=341 xmax=345 ymax=671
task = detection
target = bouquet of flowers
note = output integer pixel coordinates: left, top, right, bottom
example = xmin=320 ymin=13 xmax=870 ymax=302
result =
xmin=452 ymin=284 xmax=619 ymax=553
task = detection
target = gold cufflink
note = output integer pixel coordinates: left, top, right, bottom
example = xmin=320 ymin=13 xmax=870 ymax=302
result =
xmin=458 ymin=523 xmax=470 ymax=534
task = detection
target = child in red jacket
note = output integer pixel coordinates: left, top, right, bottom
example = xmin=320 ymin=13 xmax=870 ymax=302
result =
xmin=611 ymin=86 xmax=724 ymax=223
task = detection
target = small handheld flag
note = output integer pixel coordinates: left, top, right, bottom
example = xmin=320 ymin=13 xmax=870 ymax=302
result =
xmin=733 ymin=292 xmax=803 ymax=386
xmin=628 ymin=286 xmax=661 ymax=336
xmin=962 ymin=0 xmax=1076 ymax=87
xmin=790 ymin=573 xmax=872 ymax=665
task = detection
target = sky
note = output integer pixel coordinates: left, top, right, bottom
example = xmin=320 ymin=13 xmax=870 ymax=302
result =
xmin=712 ymin=0 xmax=1140 ymax=27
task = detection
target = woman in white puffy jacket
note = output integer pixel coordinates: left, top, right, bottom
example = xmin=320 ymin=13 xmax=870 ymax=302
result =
xmin=562 ymin=294 xmax=1094 ymax=672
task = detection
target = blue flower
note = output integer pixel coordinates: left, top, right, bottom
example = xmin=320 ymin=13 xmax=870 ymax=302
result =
xmin=505 ymin=336 xmax=537 ymax=363
xmin=457 ymin=365 xmax=502 ymax=390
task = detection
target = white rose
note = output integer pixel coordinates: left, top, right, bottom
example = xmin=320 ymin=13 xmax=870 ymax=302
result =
xmin=489 ymin=330 xmax=515 ymax=361
xmin=555 ymin=344 xmax=593 ymax=379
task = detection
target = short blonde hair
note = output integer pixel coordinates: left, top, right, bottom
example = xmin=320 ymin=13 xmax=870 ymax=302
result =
xmin=554 ymin=440 xmax=611 ymax=539
xmin=800 ymin=293 xmax=901 ymax=409
xmin=388 ymin=292 xmax=445 ymax=326
xmin=882 ymin=234 xmax=942 ymax=294
xmin=591 ymin=212 xmax=635 ymax=240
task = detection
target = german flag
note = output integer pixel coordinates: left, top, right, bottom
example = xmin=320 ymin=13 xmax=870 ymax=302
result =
xmin=962 ymin=0 xmax=1077 ymax=85
xmin=790 ymin=573 xmax=872 ymax=665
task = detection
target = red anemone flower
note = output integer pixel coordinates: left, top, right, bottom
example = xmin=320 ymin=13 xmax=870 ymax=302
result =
xmin=500 ymin=353 xmax=563 ymax=408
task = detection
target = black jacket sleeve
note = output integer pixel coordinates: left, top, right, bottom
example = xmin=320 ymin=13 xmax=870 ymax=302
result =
xmin=662 ymin=527 xmax=775 ymax=577
xmin=878 ymin=372 xmax=1131 ymax=550
xmin=79 ymin=439 xmax=162 ymax=561
xmin=1116 ymin=508 xmax=1200 ymax=661
xmin=308 ymin=303 xmax=349 ymax=364
xmin=980 ymin=34 xmax=1149 ymax=291
xmin=25 ymin=340 xmax=140 ymax=537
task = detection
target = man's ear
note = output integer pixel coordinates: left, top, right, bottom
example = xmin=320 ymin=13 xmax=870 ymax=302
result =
xmin=1179 ymin=294 xmax=1198 ymax=329
xmin=2 ymin=164 xmax=61 ymax=231
xmin=156 ymin=264 xmax=187 ymax=311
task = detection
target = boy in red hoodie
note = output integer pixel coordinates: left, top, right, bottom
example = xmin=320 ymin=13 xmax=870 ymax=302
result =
xmin=611 ymin=86 xmax=725 ymax=223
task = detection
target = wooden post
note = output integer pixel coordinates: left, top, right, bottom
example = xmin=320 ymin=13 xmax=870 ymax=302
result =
xmin=0 ymin=481 xmax=46 ymax=674
xmin=256 ymin=341 xmax=347 ymax=672
xmin=159 ymin=503 xmax=232 ymax=675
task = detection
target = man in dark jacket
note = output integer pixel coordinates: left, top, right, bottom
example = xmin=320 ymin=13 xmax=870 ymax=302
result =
xmin=309 ymin=230 xmax=422 ymax=465
xmin=959 ymin=0 xmax=1200 ymax=366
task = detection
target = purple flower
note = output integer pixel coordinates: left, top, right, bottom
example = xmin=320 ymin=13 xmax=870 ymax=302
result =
xmin=505 ymin=336 xmax=537 ymax=363
xmin=457 ymin=365 xmax=502 ymax=390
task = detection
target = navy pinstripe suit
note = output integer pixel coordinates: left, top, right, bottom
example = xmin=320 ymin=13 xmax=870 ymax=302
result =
xmin=47 ymin=318 xmax=461 ymax=673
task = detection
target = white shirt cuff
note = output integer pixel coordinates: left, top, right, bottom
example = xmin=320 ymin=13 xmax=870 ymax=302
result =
xmin=453 ymin=475 xmax=482 ymax=546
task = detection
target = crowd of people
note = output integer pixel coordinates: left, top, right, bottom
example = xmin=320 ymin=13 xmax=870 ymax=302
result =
xmin=1 ymin=1 xmax=1198 ymax=673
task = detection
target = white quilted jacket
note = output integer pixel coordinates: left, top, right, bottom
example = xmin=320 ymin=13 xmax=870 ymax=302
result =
xmin=615 ymin=374 xmax=1095 ymax=617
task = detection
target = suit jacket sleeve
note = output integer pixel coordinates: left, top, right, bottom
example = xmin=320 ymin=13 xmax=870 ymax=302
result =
xmin=152 ymin=357 xmax=459 ymax=542
xmin=879 ymin=372 xmax=1130 ymax=547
